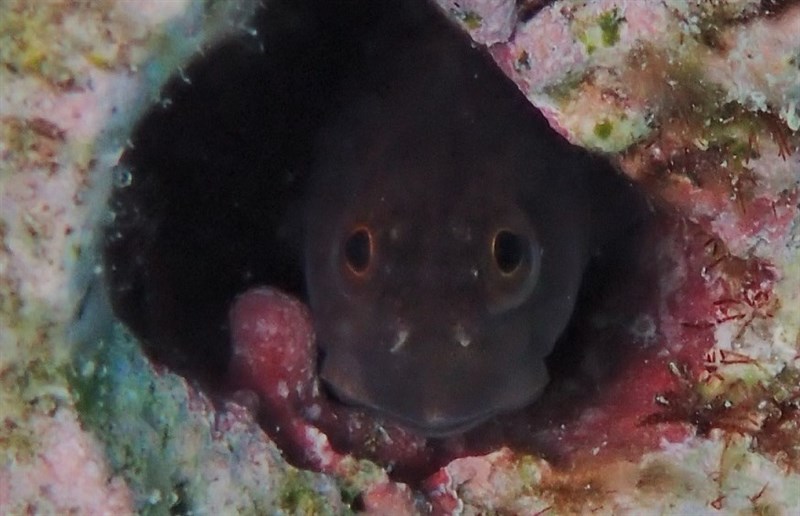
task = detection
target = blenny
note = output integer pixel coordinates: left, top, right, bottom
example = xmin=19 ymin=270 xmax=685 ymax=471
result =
xmin=304 ymin=0 xmax=638 ymax=435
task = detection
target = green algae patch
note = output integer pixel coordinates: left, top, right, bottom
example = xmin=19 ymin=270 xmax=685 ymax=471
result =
xmin=643 ymin=93 xmax=792 ymax=200
xmin=0 ymin=289 xmax=72 ymax=469
xmin=593 ymin=119 xmax=614 ymax=140
xmin=541 ymin=70 xmax=591 ymax=104
xmin=696 ymin=106 xmax=790 ymax=168
xmin=581 ymin=111 xmax=650 ymax=152
xmin=598 ymin=8 xmax=624 ymax=47
xmin=68 ymin=323 xmax=336 ymax=514
xmin=0 ymin=351 xmax=71 ymax=463
xmin=68 ymin=318 xmax=352 ymax=513
xmin=334 ymin=456 xmax=395 ymax=509
xmin=450 ymin=9 xmax=483 ymax=31
xmin=513 ymin=454 xmax=547 ymax=487
xmin=687 ymin=0 xmax=762 ymax=49
xmin=577 ymin=7 xmax=626 ymax=55
xmin=278 ymin=468 xmax=346 ymax=515
xmin=0 ymin=0 xmax=142 ymax=87
xmin=68 ymin=328 xmax=196 ymax=514
xmin=754 ymin=366 xmax=800 ymax=469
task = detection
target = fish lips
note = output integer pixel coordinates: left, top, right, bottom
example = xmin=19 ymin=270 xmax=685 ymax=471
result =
xmin=318 ymin=344 xmax=549 ymax=437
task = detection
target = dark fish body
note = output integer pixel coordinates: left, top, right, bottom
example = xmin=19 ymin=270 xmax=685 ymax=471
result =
xmin=304 ymin=1 xmax=634 ymax=435
xmin=105 ymin=0 xmax=636 ymax=435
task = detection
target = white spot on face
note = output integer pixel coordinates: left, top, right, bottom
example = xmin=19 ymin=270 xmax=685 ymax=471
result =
xmin=454 ymin=323 xmax=471 ymax=347
xmin=390 ymin=327 xmax=410 ymax=353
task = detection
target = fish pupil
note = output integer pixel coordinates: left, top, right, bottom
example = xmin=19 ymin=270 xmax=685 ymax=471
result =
xmin=345 ymin=227 xmax=372 ymax=274
xmin=493 ymin=229 xmax=526 ymax=274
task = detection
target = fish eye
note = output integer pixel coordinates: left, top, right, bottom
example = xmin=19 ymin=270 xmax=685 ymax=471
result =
xmin=486 ymin=226 xmax=541 ymax=313
xmin=492 ymin=229 xmax=526 ymax=275
xmin=344 ymin=226 xmax=373 ymax=275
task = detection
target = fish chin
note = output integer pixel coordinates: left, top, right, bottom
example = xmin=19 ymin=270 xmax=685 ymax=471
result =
xmin=323 ymin=376 xmax=497 ymax=437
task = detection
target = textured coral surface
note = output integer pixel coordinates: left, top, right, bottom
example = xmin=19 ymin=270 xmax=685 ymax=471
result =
xmin=1 ymin=0 xmax=799 ymax=514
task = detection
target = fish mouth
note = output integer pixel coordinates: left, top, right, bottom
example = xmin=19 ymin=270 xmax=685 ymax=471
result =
xmin=321 ymin=375 xmax=496 ymax=437
xmin=387 ymin=409 xmax=494 ymax=438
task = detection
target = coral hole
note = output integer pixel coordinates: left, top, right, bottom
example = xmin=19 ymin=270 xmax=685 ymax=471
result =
xmin=102 ymin=0 xmax=758 ymax=481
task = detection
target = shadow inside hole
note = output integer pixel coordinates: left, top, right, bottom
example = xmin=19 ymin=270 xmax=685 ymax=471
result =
xmin=482 ymin=214 xmax=660 ymax=462
xmin=105 ymin=0 xmax=477 ymax=388
xmin=105 ymin=0 xmax=387 ymax=386
xmin=104 ymin=0 xmax=655 ymax=478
